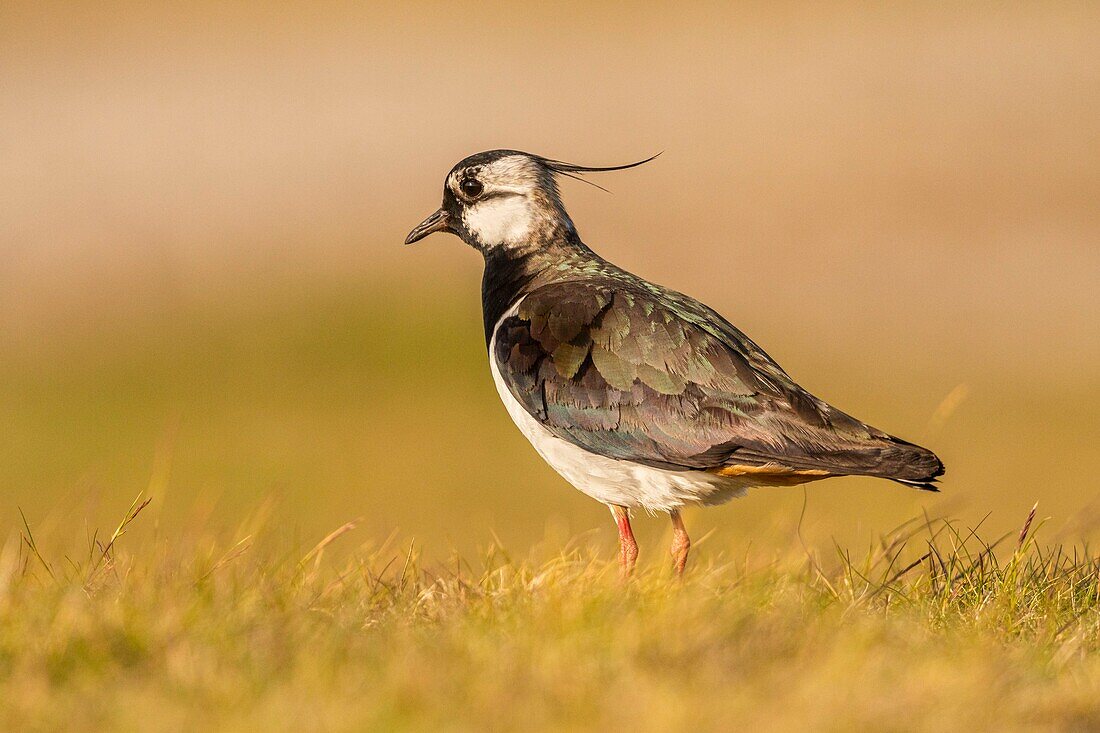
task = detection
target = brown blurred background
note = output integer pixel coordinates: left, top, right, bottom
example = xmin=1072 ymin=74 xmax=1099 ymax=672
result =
xmin=1 ymin=2 xmax=1097 ymax=557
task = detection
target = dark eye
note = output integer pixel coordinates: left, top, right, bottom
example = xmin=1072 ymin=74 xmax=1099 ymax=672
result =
xmin=460 ymin=179 xmax=483 ymax=198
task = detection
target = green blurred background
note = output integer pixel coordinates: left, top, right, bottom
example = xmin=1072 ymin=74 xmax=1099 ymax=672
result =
xmin=1 ymin=2 xmax=1097 ymax=558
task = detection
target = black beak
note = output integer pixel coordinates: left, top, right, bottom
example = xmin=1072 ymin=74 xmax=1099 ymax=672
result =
xmin=404 ymin=208 xmax=452 ymax=245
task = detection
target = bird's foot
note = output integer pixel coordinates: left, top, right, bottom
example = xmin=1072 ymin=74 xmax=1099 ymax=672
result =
xmin=611 ymin=505 xmax=638 ymax=579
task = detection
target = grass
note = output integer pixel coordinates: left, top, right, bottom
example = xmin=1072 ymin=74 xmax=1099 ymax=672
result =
xmin=1 ymin=500 xmax=1098 ymax=732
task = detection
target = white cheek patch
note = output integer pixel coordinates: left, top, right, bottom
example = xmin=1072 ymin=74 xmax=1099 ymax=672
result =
xmin=462 ymin=195 xmax=535 ymax=247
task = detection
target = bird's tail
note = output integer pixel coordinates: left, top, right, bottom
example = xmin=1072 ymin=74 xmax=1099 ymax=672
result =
xmin=879 ymin=438 xmax=945 ymax=491
xmin=735 ymin=437 xmax=945 ymax=492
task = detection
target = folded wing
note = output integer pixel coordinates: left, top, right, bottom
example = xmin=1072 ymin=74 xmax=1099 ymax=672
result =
xmin=492 ymin=280 xmax=943 ymax=488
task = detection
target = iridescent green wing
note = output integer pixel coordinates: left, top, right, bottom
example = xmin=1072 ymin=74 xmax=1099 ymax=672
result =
xmin=493 ymin=280 xmax=780 ymax=469
xmin=493 ymin=279 xmax=943 ymax=483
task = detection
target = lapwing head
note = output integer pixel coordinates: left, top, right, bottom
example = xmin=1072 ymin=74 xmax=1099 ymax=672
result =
xmin=405 ymin=150 xmax=658 ymax=253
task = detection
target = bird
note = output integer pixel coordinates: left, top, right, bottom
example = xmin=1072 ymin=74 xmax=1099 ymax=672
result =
xmin=405 ymin=150 xmax=944 ymax=578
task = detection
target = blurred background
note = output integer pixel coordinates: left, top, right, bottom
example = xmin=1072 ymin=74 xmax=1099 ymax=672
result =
xmin=1 ymin=2 xmax=1097 ymax=559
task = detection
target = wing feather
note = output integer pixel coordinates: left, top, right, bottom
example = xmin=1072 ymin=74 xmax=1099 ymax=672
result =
xmin=494 ymin=280 xmax=943 ymax=485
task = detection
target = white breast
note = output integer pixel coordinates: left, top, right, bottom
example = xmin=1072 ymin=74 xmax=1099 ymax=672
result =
xmin=488 ymin=300 xmax=750 ymax=512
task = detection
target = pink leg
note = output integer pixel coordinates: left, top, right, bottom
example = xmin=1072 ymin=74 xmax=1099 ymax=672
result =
xmin=610 ymin=505 xmax=638 ymax=578
xmin=670 ymin=509 xmax=690 ymax=579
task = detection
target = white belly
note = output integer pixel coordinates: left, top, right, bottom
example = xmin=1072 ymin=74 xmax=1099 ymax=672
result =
xmin=489 ymin=301 xmax=750 ymax=512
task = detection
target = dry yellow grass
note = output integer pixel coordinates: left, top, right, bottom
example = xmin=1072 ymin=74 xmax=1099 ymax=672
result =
xmin=2 ymin=500 xmax=1098 ymax=732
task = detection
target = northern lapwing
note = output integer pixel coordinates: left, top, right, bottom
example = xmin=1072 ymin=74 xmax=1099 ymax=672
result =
xmin=406 ymin=150 xmax=944 ymax=578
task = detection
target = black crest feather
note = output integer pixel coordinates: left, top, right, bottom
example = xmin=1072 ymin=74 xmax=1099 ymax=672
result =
xmin=536 ymin=153 xmax=662 ymax=193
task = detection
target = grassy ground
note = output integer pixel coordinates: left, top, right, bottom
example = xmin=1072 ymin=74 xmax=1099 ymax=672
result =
xmin=2 ymin=501 xmax=1098 ymax=732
